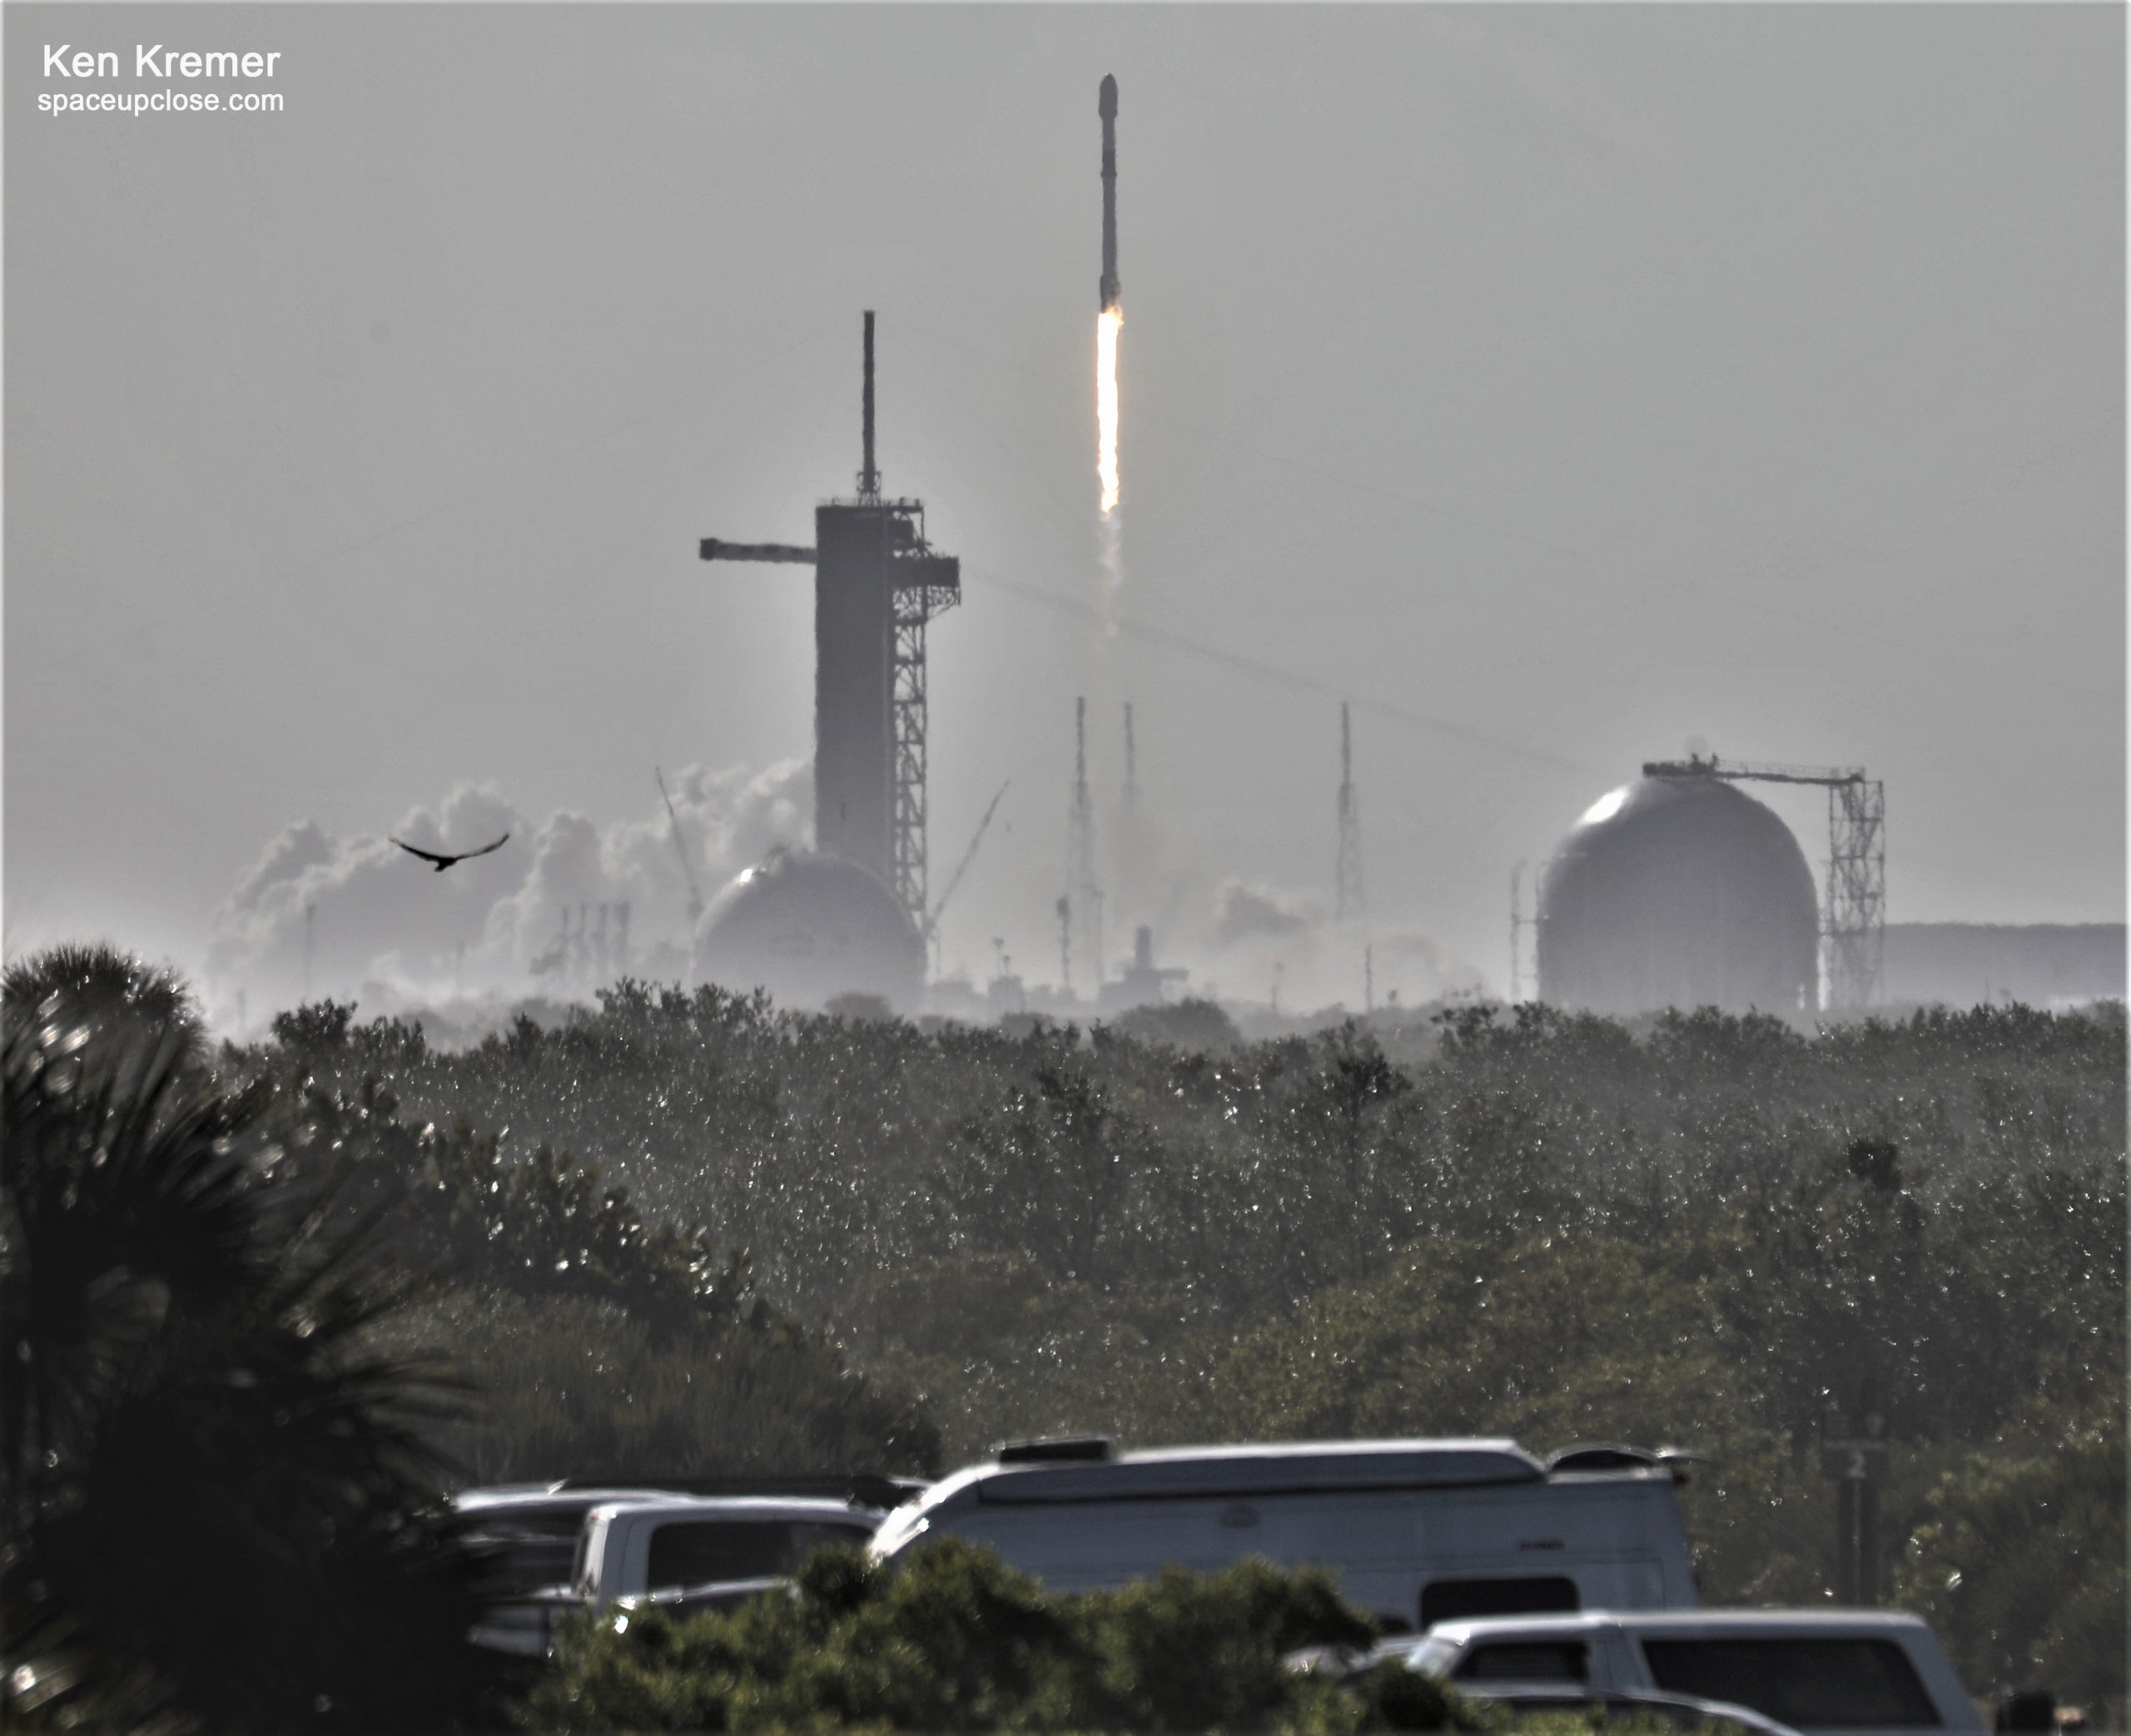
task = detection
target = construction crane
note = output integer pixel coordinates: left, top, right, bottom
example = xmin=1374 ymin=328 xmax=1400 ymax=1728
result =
xmin=655 ymin=767 xmax=705 ymax=925
xmin=1642 ymin=754 xmax=1885 ymax=1009
xmin=926 ymin=781 xmax=1008 ymax=975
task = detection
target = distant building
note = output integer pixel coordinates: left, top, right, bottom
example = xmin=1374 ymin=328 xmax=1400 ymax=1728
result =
xmin=1100 ymin=925 xmax=1189 ymax=1013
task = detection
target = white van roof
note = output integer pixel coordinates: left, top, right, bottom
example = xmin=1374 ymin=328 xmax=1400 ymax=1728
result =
xmin=1423 ymin=1610 xmax=1940 ymax=1643
xmin=583 ymin=1495 xmax=887 ymax=1527
xmin=932 ymin=1438 xmax=1547 ymax=1509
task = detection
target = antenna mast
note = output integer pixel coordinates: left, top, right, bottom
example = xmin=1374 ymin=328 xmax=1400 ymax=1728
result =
xmin=1065 ymin=696 xmax=1103 ymax=995
xmin=1509 ymin=861 xmax=1527 ymax=1002
xmin=859 ymin=310 xmax=879 ymax=500
xmin=1123 ymin=701 xmax=1138 ymax=812
xmin=1335 ymin=702 xmax=1364 ymax=923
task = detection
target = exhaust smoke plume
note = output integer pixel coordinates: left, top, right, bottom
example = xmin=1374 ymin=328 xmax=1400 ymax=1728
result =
xmin=1193 ymin=877 xmax=1484 ymax=1014
xmin=204 ymin=762 xmax=810 ymax=1026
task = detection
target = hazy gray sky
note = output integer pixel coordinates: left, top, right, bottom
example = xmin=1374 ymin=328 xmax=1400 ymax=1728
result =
xmin=7 ymin=3 xmax=2124 ymax=1014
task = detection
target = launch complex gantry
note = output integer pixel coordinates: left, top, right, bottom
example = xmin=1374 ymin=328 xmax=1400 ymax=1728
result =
xmin=1642 ymin=755 xmax=1886 ymax=1009
xmin=699 ymin=313 xmax=961 ymax=932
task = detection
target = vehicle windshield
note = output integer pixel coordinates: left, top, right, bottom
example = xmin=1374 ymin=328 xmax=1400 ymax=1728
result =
xmin=1458 ymin=1639 xmax=1588 ymax=1682
xmin=646 ymin=1520 xmax=875 ymax=1593
xmin=464 ymin=1510 xmax=589 ymax=1596
xmin=1639 ymin=1638 xmax=1940 ymax=1729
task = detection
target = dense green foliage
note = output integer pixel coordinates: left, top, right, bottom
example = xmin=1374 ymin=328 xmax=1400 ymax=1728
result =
xmin=1892 ymin=1415 xmax=2126 ymax=1708
xmin=1 ymin=953 xmax=489 ymax=1733
xmin=225 ymin=982 xmax=2124 ymax=1710
xmin=528 ymin=1540 xmax=1782 ymax=1734
xmin=20 ymin=951 xmax=2115 ymax=1718
xmin=226 ymin=1049 xmax=941 ymax=1483
xmin=525 ymin=1538 xmax=1465 ymax=1734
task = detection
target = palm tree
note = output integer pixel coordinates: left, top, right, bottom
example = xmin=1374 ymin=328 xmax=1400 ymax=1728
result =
xmin=2 ymin=957 xmax=490 ymax=1732
xmin=2 ymin=942 xmax=206 ymax=1063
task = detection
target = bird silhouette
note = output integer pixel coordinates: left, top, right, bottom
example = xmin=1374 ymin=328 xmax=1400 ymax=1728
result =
xmin=390 ymin=832 xmax=509 ymax=872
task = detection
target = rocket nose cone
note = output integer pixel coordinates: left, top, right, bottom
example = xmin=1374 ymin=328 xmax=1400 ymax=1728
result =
xmin=1099 ymin=73 xmax=1117 ymax=118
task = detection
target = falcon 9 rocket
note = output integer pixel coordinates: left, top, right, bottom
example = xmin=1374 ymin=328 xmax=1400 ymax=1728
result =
xmin=1099 ymin=73 xmax=1120 ymax=312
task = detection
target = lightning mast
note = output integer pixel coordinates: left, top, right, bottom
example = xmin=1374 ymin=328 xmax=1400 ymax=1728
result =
xmin=1123 ymin=701 xmax=1138 ymax=812
xmin=1065 ymin=696 xmax=1103 ymax=995
xmin=1335 ymin=702 xmax=1364 ymax=923
xmin=1509 ymin=861 xmax=1527 ymax=1003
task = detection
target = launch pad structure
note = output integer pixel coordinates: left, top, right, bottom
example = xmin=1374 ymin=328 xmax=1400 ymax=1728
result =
xmin=700 ymin=312 xmax=961 ymax=930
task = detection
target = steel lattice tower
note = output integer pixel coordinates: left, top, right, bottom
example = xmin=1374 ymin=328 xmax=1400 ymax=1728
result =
xmin=1823 ymin=776 xmax=1886 ymax=1009
xmin=892 ymin=555 xmax=958 ymax=923
xmin=1064 ymin=696 xmax=1103 ymax=994
xmin=1335 ymin=702 xmax=1364 ymax=923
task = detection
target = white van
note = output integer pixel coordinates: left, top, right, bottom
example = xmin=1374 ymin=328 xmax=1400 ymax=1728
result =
xmin=1383 ymin=1610 xmax=1984 ymax=1734
xmin=869 ymin=1437 xmax=1697 ymax=1632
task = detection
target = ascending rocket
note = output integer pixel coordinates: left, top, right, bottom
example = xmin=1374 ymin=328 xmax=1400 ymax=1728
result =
xmin=1099 ymin=73 xmax=1120 ymax=312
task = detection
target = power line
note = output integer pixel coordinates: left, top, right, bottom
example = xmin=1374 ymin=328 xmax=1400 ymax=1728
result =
xmin=960 ymin=559 xmax=1600 ymax=780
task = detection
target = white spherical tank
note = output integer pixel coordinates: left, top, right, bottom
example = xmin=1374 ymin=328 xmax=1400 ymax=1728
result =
xmin=695 ymin=848 xmax=924 ymax=1013
xmin=1537 ymin=774 xmax=1819 ymax=1016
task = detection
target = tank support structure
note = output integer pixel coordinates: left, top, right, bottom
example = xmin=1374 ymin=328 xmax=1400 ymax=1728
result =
xmin=1642 ymin=756 xmax=1885 ymax=1009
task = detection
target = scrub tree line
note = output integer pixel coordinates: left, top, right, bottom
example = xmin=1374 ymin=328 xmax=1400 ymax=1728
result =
xmin=244 ymin=978 xmax=2124 ymax=1709
xmin=6 ymin=943 xmax=2122 ymax=1715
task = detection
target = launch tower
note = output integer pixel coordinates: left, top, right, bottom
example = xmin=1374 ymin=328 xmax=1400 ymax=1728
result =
xmin=699 ymin=313 xmax=961 ymax=927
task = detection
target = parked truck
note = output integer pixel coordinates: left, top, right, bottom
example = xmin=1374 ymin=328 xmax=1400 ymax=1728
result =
xmin=469 ymin=1493 xmax=883 ymax=1655
xmin=870 ymin=1436 xmax=1699 ymax=1633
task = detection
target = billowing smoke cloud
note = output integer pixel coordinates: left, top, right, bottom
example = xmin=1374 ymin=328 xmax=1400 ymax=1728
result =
xmin=1210 ymin=880 xmax=1315 ymax=949
xmin=206 ymin=761 xmax=809 ymax=1019
xmin=1173 ymin=876 xmax=1483 ymax=1014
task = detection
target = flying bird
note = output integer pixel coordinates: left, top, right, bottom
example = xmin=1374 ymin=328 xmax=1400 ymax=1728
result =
xmin=390 ymin=832 xmax=509 ymax=872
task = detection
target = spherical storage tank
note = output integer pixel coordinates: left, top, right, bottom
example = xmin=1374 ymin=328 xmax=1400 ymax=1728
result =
xmin=1537 ymin=774 xmax=1819 ymax=1016
xmin=695 ymin=848 xmax=924 ymax=1013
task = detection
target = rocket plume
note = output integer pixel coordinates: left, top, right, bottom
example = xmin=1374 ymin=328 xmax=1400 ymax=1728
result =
xmin=1096 ymin=307 xmax=1122 ymax=518
xmin=1095 ymin=73 xmax=1124 ymax=622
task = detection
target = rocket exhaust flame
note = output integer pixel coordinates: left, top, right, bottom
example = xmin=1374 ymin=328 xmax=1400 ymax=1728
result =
xmin=1095 ymin=73 xmax=1124 ymax=627
xmin=1096 ymin=307 xmax=1122 ymax=518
